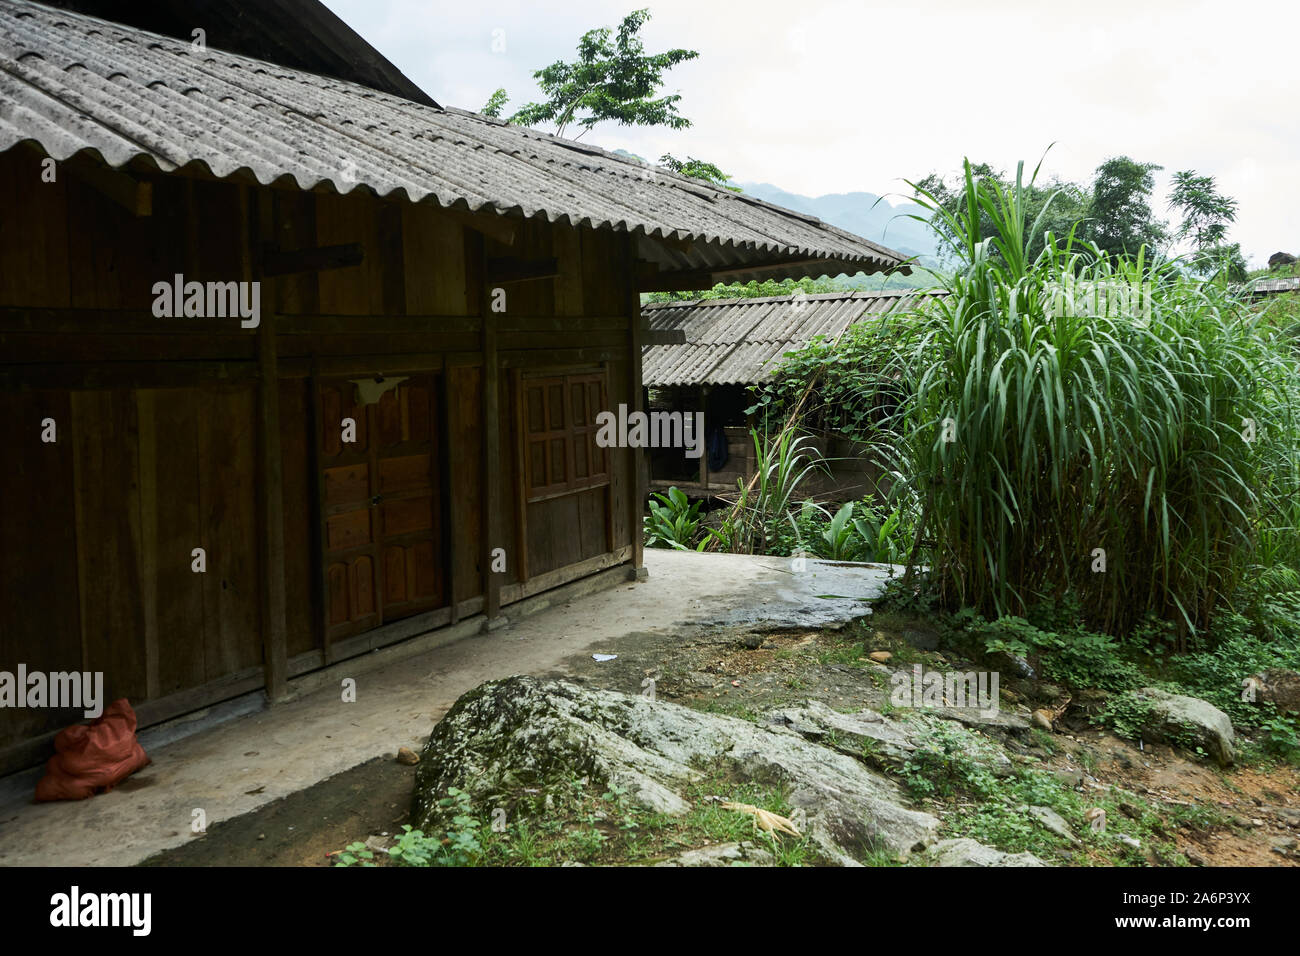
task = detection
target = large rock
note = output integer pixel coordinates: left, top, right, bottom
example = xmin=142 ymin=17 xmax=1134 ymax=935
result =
xmin=921 ymin=838 xmax=1048 ymax=867
xmin=1135 ymin=688 xmax=1235 ymax=766
xmin=1249 ymin=668 xmax=1300 ymax=716
xmin=652 ymin=842 xmax=773 ymax=867
xmin=768 ymin=699 xmax=1014 ymax=776
xmin=766 ymin=699 xmax=918 ymax=770
xmin=412 ymin=676 xmax=939 ymax=865
xmin=1028 ymin=805 xmax=1079 ymax=844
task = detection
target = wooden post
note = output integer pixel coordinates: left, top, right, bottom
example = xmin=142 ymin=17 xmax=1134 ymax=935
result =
xmin=625 ymin=237 xmax=646 ymax=578
xmin=440 ymin=371 xmax=459 ymax=624
xmin=699 ymin=384 xmax=709 ymax=493
xmin=250 ymin=187 xmax=288 ymax=699
xmin=308 ymin=357 xmax=331 ymax=663
xmin=136 ymin=390 xmax=160 ymax=700
xmin=512 ymin=368 xmax=531 ymax=583
xmin=481 ymin=266 xmax=503 ymax=624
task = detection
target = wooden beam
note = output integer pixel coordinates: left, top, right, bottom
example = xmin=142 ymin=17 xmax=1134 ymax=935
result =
xmin=260 ymin=241 xmax=363 ymax=277
xmin=499 ymin=346 xmax=625 ymax=367
xmin=486 ymin=256 xmax=560 ymax=285
xmin=0 ymin=361 xmax=257 ymax=390
xmin=70 ymin=156 xmax=152 ymax=217
xmin=498 ymin=545 xmax=633 ymax=606
xmin=273 ymin=314 xmax=480 ymax=334
xmin=636 ymin=257 xmax=845 ymax=292
xmin=279 ymin=352 xmax=447 ymax=379
xmin=657 ymin=234 xmax=694 ymax=255
xmin=0 ymin=307 xmax=248 ymax=334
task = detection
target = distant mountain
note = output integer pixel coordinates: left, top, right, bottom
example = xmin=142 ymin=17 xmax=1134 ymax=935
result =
xmin=738 ymin=183 xmax=940 ymax=264
xmin=609 ymin=151 xmax=944 ymax=283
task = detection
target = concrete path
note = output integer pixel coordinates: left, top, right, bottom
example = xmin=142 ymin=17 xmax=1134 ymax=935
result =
xmin=0 ymin=551 xmax=894 ymax=867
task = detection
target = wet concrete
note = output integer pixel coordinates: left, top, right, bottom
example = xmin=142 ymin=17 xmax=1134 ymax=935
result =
xmin=0 ymin=551 xmax=894 ymax=867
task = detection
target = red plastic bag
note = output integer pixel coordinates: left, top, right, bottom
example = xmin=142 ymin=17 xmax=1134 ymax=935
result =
xmin=34 ymin=698 xmax=151 ymax=801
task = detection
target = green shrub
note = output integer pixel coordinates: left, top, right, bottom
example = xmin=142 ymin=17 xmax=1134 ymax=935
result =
xmin=705 ymin=428 xmax=824 ymax=555
xmin=644 ymin=486 xmax=705 ymax=551
xmin=387 ymin=788 xmax=484 ymax=867
xmin=770 ymin=156 xmax=1300 ymax=641
xmin=1092 ymin=693 xmax=1157 ymax=742
xmin=785 ymin=495 xmax=911 ymax=563
xmin=956 ymin=612 xmax=1143 ymax=692
xmin=900 ymin=720 xmax=1000 ymax=800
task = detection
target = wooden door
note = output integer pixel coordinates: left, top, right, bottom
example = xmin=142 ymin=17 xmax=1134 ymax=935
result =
xmin=318 ymin=374 xmax=444 ymax=645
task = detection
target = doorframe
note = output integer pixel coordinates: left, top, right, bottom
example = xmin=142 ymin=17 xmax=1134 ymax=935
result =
xmin=310 ymin=363 xmax=450 ymax=657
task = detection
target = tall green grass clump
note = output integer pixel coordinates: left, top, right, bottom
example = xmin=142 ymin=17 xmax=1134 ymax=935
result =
xmin=844 ymin=158 xmax=1300 ymax=639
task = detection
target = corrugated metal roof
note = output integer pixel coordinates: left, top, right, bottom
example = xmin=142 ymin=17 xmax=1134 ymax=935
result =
xmin=0 ymin=0 xmax=908 ymax=284
xmin=39 ymin=0 xmax=438 ymax=105
xmin=1248 ymin=277 xmax=1300 ymax=295
xmin=643 ymin=290 xmax=941 ymax=386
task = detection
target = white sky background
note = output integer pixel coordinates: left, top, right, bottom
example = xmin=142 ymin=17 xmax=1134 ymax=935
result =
xmin=322 ymin=0 xmax=1297 ymax=266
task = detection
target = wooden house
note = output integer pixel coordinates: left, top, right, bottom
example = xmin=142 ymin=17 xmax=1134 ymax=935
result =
xmin=642 ymin=290 xmax=937 ymax=499
xmin=0 ymin=0 xmax=905 ymax=772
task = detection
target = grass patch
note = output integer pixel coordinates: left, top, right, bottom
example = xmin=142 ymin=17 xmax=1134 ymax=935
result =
xmin=351 ymin=769 xmax=831 ymax=867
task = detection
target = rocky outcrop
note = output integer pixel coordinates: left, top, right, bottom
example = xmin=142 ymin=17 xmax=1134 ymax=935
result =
xmin=766 ymin=699 xmax=918 ymax=770
xmin=1028 ymin=805 xmax=1080 ymax=844
xmin=652 ymin=842 xmax=774 ymax=866
xmin=412 ymin=676 xmax=939 ymax=865
xmin=1135 ymin=687 xmax=1235 ymax=766
xmin=767 ymin=699 xmax=1014 ymax=776
xmin=921 ymin=838 xmax=1048 ymax=867
xmin=1248 ymin=668 xmax=1300 ymax=716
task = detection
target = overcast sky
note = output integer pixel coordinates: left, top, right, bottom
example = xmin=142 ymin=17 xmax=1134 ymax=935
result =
xmin=323 ymin=0 xmax=1296 ymax=266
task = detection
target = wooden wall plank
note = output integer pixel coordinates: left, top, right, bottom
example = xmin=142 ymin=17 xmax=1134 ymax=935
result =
xmin=553 ymin=225 xmax=584 ymax=318
xmin=272 ymin=189 xmax=320 ymax=316
xmin=0 ymin=390 xmax=81 ymax=749
xmin=150 ymin=388 xmax=206 ymax=697
xmin=279 ymin=378 xmax=318 ymax=659
xmin=70 ymin=389 xmax=147 ymax=701
xmin=136 ymin=390 xmax=161 ymax=699
xmin=447 ymin=364 xmax=483 ymax=604
xmin=197 ymin=386 xmax=261 ymax=681
xmin=316 ymin=192 xmax=375 ymax=316
xmin=0 ymin=149 xmax=70 ymax=308
xmin=403 ymin=204 xmax=469 ymax=315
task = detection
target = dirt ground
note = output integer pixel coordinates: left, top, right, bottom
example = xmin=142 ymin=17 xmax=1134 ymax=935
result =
xmin=142 ymin=615 xmax=1300 ymax=867
xmin=140 ymin=758 xmax=416 ymax=867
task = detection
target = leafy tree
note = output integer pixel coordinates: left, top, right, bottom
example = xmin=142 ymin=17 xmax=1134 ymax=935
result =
xmin=658 ymin=153 xmax=740 ymax=191
xmin=1084 ymin=156 xmax=1167 ymax=259
xmin=914 ymin=161 xmax=1089 ymax=263
xmin=498 ymin=9 xmax=698 ymax=140
xmin=1168 ymin=170 xmax=1242 ymax=280
xmin=1193 ymin=242 xmax=1248 ymax=283
xmin=481 ymin=88 xmax=509 ymax=118
xmin=1169 ymin=170 xmax=1238 ymax=250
